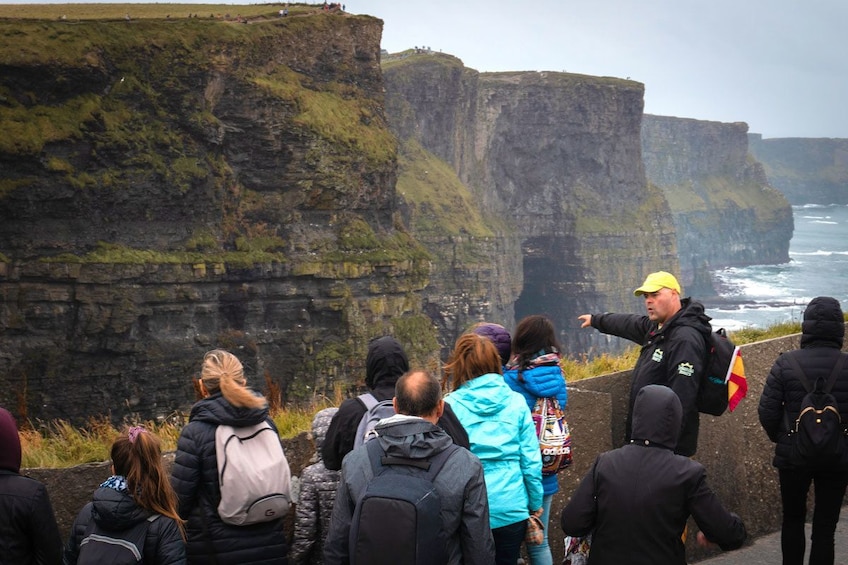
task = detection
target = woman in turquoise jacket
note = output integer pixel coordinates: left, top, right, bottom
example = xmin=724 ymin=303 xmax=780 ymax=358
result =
xmin=503 ymin=314 xmax=568 ymax=565
xmin=444 ymin=332 xmax=544 ymax=565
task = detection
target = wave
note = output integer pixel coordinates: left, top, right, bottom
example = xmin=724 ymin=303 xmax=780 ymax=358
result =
xmin=791 ymin=250 xmax=848 ymax=256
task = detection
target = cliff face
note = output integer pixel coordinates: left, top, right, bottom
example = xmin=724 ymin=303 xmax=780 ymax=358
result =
xmin=384 ymin=54 xmax=679 ymax=353
xmin=642 ymin=116 xmax=793 ymax=295
xmin=0 ymin=16 xmax=799 ymax=424
xmin=0 ymin=13 xmax=440 ymax=423
xmin=748 ymin=134 xmax=848 ymax=205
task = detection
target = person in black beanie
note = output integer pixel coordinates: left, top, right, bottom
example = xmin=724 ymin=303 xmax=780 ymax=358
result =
xmin=322 ymin=336 xmax=470 ymax=470
xmin=759 ymin=296 xmax=848 ymax=565
xmin=0 ymin=406 xmax=63 ymax=565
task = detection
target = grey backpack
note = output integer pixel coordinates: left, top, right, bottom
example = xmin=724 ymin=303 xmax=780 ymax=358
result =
xmin=353 ymin=393 xmax=396 ymax=448
xmin=215 ymin=420 xmax=292 ymax=525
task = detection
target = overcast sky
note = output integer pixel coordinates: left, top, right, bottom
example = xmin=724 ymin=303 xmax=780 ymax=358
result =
xmin=347 ymin=0 xmax=847 ymax=139
xmin=6 ymin=0 xmax=845 ymax=138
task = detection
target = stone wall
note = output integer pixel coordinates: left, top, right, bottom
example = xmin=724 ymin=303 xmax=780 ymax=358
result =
xmin=24 ymin=331 xmax=825 ymax=562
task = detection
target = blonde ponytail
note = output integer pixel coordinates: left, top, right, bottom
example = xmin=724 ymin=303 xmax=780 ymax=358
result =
xmin=201 ymin=350 xmax=267 ymax=410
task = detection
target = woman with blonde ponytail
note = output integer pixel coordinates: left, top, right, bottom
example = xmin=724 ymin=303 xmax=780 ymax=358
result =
xmin=171 ymin=350 xmax=289 ymax=564
xmin=64 ymin=426 xmax=186 ymax=564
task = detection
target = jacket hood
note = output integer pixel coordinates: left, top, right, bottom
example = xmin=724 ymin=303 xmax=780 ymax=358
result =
xmin=503 ymin=364 xmax=565 ymax=400
xmin=667 ymin=298 xmax=713 ymax=339
xmin=0 ymin=407 xmax=21 ymax=473
xmin=311 ymin=407 xmax=337 ymax=454
xmin=374 ymin=416 xmax=453 ymax=459
xmin=189 ymin=393 xmax=269 ymax=427
xmin=91 ymin=485 xmax=151 ymax=532
xmin=365 ymin=336 xmax=410 ymax=389
xmin=630 ymin=384 xmax=682 ymax=449
xmin=448 ymin=373 xmax=514 ymax=417
xmin=801 ymin=296 xmax=845 ymax=349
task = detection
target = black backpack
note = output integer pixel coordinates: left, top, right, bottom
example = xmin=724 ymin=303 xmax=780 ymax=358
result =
xmin=784 ymin=352 xmax=847 ymax=466
xmin=349 ymin=439 xmax=459 ymax=565
xmin=697 ymin=328 xmax=742 ymax=416
xmin=78 ymin=513 xmax=159 ymax=565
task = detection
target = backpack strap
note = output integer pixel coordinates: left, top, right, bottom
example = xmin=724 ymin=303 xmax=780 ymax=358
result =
xmin=786 ymin=351 xmax=846 ymax=394
xmin=358 ymin=392 xmax=378 ymax=411
xmin=823 ymin=354 xmax=847 ymax=395
xmin=785 ymin=352 xmax=813 ymax=393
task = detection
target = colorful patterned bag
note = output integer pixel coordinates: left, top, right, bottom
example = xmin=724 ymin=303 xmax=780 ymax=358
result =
xmin=532 ymin=396 xmax=572 ymax=475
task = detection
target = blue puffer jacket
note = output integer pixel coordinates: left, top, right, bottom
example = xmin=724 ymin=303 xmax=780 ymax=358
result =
xmin=446 ymin=373 xmax=544 ymax=529
xmin=170 ymin=394 xmax=288 ymax=565
xmin=503 ymin=363 xmax=568 ymax=495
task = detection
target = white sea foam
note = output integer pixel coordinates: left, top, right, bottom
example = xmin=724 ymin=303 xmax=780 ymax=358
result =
xmin=707 ymin=204 xmax=848 ymax=329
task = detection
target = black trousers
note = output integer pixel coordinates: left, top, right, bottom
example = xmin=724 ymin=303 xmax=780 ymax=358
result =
xmin=779 ymin=466 xmax=848 ymax=565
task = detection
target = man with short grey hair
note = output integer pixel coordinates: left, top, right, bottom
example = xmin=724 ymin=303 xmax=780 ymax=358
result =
xmin=324 ymin=370 xmax=494 ymax=564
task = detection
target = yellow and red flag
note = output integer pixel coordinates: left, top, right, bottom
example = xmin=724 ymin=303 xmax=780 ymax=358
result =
xmin=726 ymin=346 xmax=747 ymax=412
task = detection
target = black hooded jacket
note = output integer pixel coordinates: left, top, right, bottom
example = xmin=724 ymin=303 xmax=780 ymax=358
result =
xmin=590 ymin=297 xmax=713 ymax=456
xmin=758 ymin=296 xmax=848 ymax=469
xmin=561 ymin=385 xmax=746 ymax=565
xmin=170 ymin=394 xmax=288 ymax=564
xmin=321 ymin=336 xmax=469 ymax=471
xmin=64 ymin=486 xmax=186 ymax=565
xmin=0 ymin=407 xmax=63 ymax=565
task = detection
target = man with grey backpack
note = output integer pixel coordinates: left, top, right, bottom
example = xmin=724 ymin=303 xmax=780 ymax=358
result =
xmin=759 ymin=296 xmax=848 ymax=565
xmin=322 ymin=336 xmax=469 ymax=471
xmin=324 ymin=369 xmax=494 ymax=564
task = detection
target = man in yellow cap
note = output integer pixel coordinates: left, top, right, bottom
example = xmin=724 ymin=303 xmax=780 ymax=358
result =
xmin=577 ymin=271 xmax=713 ymax=456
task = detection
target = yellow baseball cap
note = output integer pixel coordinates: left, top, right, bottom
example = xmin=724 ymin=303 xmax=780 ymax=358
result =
xmin=634 ymin=271 xmax=681 ymax=296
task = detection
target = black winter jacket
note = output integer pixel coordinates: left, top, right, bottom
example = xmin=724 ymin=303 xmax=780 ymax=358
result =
xmin=322 ymin=336 xmax=470 ymax=470
xmin=170 ymin=394 xmax=289 ymax=565
xmin=64 ymin=486 xmax=185 ymax=565
xmin=590 ymin=297 xmax=712 ymax=456
xmin=758 ymin=296 xmax=848 ymax=470
xmin=561 ymin=385 xmax=746 ymax=565
xmin=0 ymin=471 xmax=63 ymax=565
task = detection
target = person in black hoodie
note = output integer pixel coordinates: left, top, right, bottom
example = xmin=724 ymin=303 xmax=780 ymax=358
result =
xmin=0 ymin=406 xmax=63 ymax=565
xmin=561 ymin=384 xmax=746 ymax=565
xmin=171 ymin=349 xmax=289 ymax=564
xmin=65 ymin=426 xmax=186 ymax=565
xmin=758 ymin=296 xmax=848 ymax=565
xmin=321 ymin=336 xmax=469 ymax=470
xmin=578 ymin=271 xmax=713 ymax=456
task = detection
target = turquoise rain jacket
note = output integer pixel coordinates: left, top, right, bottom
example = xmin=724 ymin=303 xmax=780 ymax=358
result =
xmin=446 ymin=373 xmax=544 ymax=529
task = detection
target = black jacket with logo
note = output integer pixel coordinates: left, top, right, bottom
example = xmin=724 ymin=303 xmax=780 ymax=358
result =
xmin=590 ymin=297 xmax=713 ymax=456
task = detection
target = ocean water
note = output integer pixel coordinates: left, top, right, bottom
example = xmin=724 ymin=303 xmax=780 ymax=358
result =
xmin=704 ymin=204 xmax=848 ymax=331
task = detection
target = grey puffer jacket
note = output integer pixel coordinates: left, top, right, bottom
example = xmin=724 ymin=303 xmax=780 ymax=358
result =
xmin=170 ymin=393 xmax=288 ymax=565
xmin=758 ymin=296 xmax=848 ymax=470
xmin=323 ymin=416 xmax=494 ymax=565
xmin=561 ymin=385 xmax=746 ymax=565
xmin=290 ymin=408 xmax=340 ymax=565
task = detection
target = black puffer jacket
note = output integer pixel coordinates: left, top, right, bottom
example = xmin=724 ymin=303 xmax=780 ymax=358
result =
xmin=561 ymin=385 xmax=746 ymax=565
xmin=64 ymin=486 xmax=186 ymax=565
xmin=170 ymin=394 xmax=288 ymax=564
xmin=758 ymin=296 xmax=848 ymax=470
xmin=321 ymin=336 xmax=470 ymax=470
xmin=590 ymin=298 xmax=713 ymax=456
